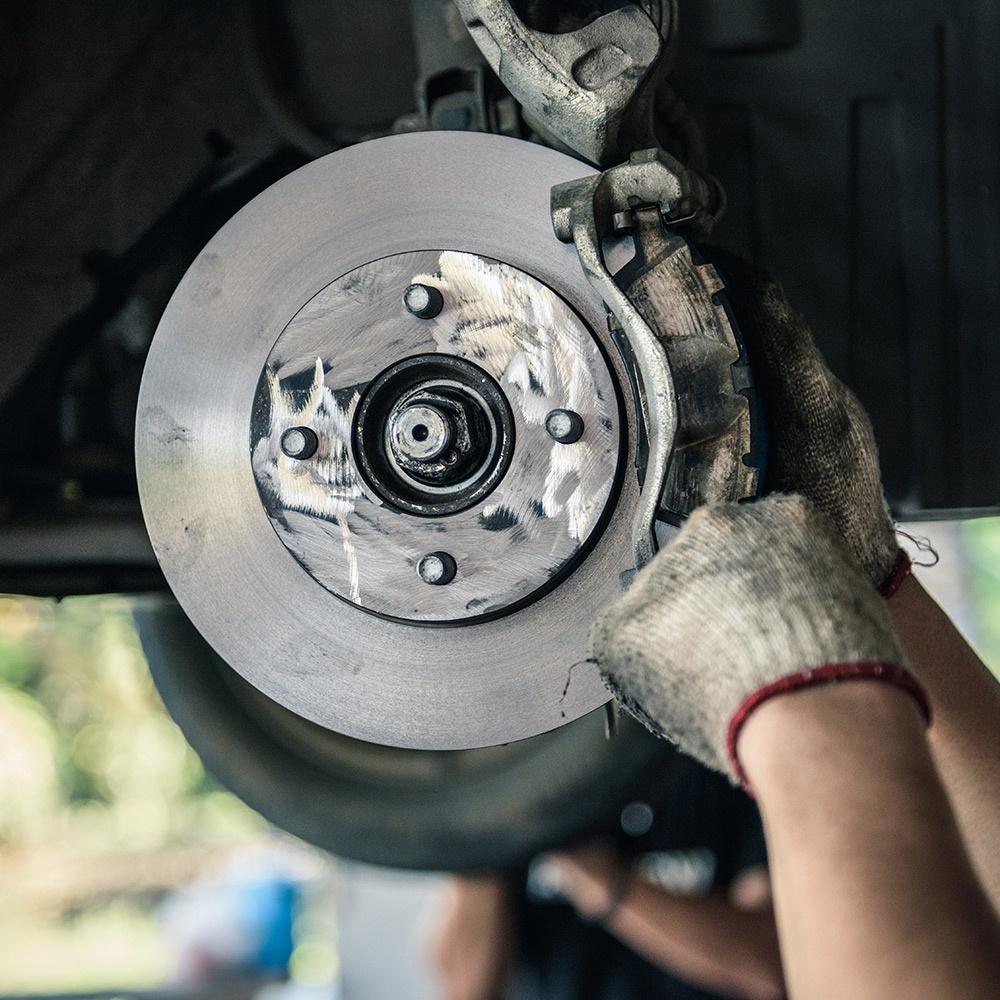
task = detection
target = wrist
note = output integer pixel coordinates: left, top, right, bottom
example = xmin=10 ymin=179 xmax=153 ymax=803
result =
xmin=737 ymin=679 xmax=931 ymax=798
xmin=552 ymin=851 xmax=634 ymax=925
xmin=727 ymin=662 xmax=930 ymax=790
xmin=576 ymin=863 xmax=634 ymax=925
xmin=879 ymin=548 xmax=912 ymax=598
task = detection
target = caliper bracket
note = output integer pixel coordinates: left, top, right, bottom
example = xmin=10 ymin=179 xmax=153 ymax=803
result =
xmin=552 ymin=148 xmax=753 ymax=572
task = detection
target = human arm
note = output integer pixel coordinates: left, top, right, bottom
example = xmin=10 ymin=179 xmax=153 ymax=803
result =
xmin=429 ymin=874 xmax=513 ymax=1000
xmin=591 ymin=495 xmax=1000 ymax=1000
xmin=740 ymin=679 xmax=1000 ymax=1000
xmin=545 ymin=843 xmax=784 ymax=1000
xmin=704 ymin=249 xmax=1000 ymax=903
xmin=887 ymin=571 xmax=1000 ymax=900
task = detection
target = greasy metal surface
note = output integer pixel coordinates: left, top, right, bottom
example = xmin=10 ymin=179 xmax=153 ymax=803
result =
xmin=250 ymin=250 xmax=621 ymax=623
xmin=136 ymin=131 xmax=639 ymax=750
xmin=455 ymin=0 xmax=676 ymax=167
xmin=552 ymin=148 xmax=748 ymax=567
xmin=622 ymin=209 xmax=759 ymax=518
xmin=550 ymin=150 xmax=681 ymax=568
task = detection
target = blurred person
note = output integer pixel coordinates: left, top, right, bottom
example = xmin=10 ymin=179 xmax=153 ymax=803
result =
xmin=431 ymin=751 xmax=783 ymax=1000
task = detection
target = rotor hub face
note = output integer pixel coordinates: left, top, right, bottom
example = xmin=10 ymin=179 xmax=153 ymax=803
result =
xmin=250 ymin=250 xmax=621 ymax=623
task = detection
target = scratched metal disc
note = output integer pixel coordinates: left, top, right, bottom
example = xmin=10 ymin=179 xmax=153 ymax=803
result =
xmin=250 ymin=249 xmax=621 ymax=622
xmin=136 ymin=131 xmax=640 ymax=749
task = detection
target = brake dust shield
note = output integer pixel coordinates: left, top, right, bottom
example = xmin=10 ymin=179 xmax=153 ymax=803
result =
xmin=136 ymin=131 xmax=644 ymax=750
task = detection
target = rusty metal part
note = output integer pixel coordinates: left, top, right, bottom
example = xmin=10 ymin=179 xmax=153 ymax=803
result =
xmin=454 ymin=0 xmax=678 ymax=167
xmin=621 ymin=208 xmax=758 ymax=521
xmin=552 ymin=148 xmax=754 ymax=568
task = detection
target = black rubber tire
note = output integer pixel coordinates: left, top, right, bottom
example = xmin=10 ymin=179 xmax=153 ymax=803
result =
xmin=132 ymin=594 xmax=677 ymax=872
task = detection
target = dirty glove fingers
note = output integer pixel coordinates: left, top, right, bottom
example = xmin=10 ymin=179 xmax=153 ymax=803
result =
xmin=590 ymin=495 xmax=927 ymax=785
xmin=698 ymin=247 xmax=903 ymax=591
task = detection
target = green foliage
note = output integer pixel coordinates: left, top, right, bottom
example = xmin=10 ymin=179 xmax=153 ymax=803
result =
xmin=0 ymin=636 xmax=35 ymax=686
xmin=0 ymin=594 xmax=268 ymax=992
xmin=0 ymin=595 xmax=264 ymax=850
xmin=0 ymin=902 xmax=168 ymax=994
xmin=961 ymin=517 xmax=1000 ymax=679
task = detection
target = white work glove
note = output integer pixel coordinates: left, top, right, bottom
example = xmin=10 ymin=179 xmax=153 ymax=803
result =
xmin=591 ymin=495 xmax=929 ymax=785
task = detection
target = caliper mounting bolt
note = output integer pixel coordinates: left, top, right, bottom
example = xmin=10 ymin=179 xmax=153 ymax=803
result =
xmin=403 ymin=283 xmax=444 ymax=319
xmin=280 ymin=426 xmax=319 ymax=460
xmin=545 ymin=408 xmax=585 ymax=444
xmin=417 ymin=551 xmax=457 ymax=586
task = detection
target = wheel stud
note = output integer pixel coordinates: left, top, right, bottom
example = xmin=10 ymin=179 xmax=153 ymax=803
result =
xmin=280 ymin=426 xmax=319 ymax=459
xmin=417 ymin=551 xmax=457 ymax=585
xmin=403 ymin=283 xmax=443 ymax=319
xmin=545 ymin=408 xmax=584 ymax=444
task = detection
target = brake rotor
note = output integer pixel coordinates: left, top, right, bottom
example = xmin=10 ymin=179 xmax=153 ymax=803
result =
xmin=137 ymin=131 xmax=640 ymax=750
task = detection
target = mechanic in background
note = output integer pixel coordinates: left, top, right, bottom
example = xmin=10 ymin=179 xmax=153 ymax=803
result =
xmin=432 ymin=752 xmax=784 ymax=1000
xmin=430 ymin=258 xmax=1000 ymax=999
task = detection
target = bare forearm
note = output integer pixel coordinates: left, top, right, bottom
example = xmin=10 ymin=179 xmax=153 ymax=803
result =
xmin=550 ymin=844 xmax=783 ymax=1000
xmin=889 ymin=571 xmax=1000 ymax=899
xmin=431 ymin=875 xmax=512 ymax=1000
xmin=740 ymin=681 xmax=1000 ymax=1000
xmin=605 ymin=881 xmax=783 ymax=1000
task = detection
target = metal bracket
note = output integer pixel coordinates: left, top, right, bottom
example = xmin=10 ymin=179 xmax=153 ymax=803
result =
xmin=551 ymin=148 xmax=722 ymax=571
xmin=453 ymin=0 xmax=677 ymax=167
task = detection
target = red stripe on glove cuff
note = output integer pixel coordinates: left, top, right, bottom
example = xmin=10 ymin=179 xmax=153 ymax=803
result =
xmin=727 ymin=662 xmax=932 ymax=791
xmin=880 ymin=550 xmax=912 ymax=598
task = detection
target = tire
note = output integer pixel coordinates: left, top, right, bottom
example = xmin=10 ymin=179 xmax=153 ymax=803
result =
xmin=132 ymin=593 xmax=677 ymax=871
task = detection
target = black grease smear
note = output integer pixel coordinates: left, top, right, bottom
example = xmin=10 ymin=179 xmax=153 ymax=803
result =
xmin=480 ymin=507 xmax=519 ymax=531
xmin=560 ymin=658 xmax=597 ymax=703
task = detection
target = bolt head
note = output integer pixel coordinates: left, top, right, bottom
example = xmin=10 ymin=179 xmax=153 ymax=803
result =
xmin=403 ymin=283 xmax=443 ymax=319
xmin=280 ymin=426 xmax=319 ymax=459
xmin=389 ymin=404 xmax=452 ymax=463
xmin=545 ymin=408 xmax=584 ymax=444
xmin=417 ymin=551 xmax=457 ymax=586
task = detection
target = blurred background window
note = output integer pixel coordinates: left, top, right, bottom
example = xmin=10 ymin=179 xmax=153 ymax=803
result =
xmin=0 ymin=594 xmax=339 ymax=1000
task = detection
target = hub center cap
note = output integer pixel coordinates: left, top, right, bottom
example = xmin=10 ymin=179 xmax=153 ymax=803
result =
xmin=355 ymin=354 xmax=514 ymax=515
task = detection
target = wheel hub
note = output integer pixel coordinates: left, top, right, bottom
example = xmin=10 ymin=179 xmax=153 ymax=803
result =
xmin=249 ymin=248 xmax=622 ymax=624
xmin=356 ymin=354 xmax=513 ymax=515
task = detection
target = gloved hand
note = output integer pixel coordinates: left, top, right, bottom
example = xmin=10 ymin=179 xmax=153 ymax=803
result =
xmin=591 ymin=494 xmax=928 ymax=785
xmin=700 ymin=248 xmax=905 ymax=593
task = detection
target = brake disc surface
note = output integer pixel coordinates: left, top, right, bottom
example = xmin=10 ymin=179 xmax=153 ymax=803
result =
xmin=137 ymin=131 xmax=640 ymax=749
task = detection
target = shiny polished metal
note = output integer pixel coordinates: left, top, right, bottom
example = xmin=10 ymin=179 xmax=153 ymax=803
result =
xmin=250 ymin=249 xmax=621 ymax=623
xmin=136 ymin=131 xmax=641 ymax=750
